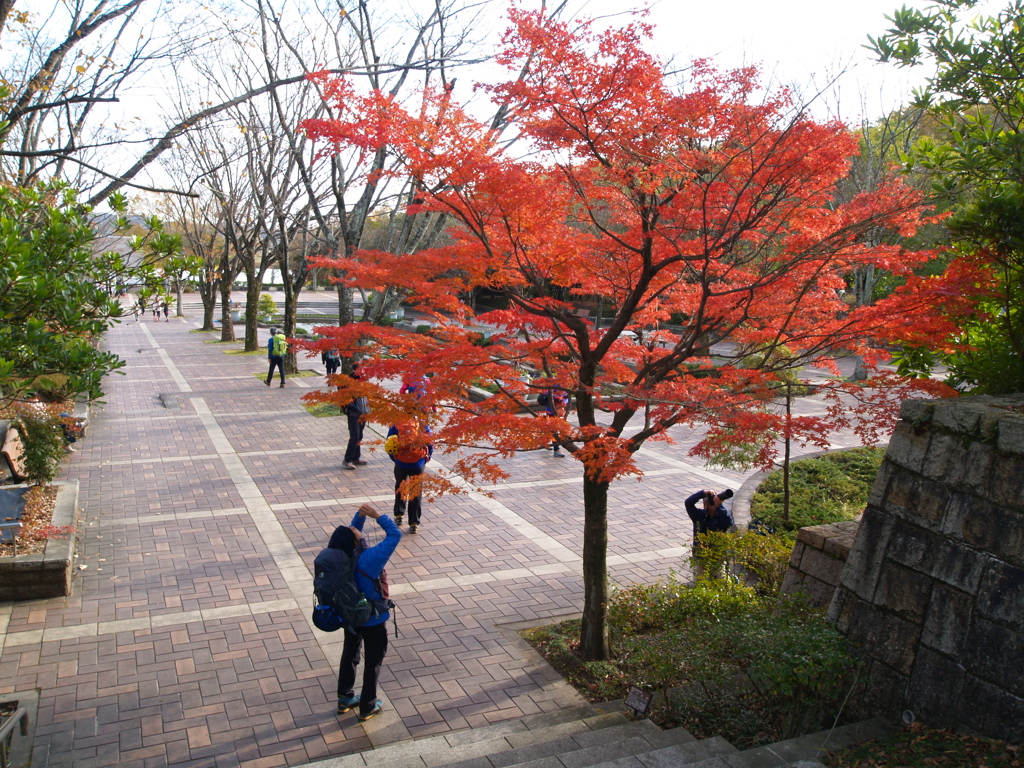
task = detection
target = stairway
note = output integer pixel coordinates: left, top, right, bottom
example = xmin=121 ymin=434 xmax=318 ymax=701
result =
xmin=304 ymin=706 xmax=892 ymax=768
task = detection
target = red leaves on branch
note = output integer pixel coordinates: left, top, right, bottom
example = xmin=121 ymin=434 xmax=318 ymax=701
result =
xmin=297 ymin=9 xmax=978 ymax=485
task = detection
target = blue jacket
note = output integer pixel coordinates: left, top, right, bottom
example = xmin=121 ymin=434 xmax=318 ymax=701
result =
xmin=349 ymin=511 xmax=401 ymax=627
xmin=386 ymin=424 xmax=433 ymax=470
xmin=685 ymin=490 xmax=734 ymax=535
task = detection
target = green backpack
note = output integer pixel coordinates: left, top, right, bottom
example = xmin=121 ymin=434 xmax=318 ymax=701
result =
xmin=272 ymin=334 xmax=287 ymax=357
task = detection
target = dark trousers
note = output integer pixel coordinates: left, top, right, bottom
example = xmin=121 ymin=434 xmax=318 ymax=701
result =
xmin=338 ymin=622 xmax=388 ymax=714
xmin=344 ymin=409 xmax=364 ymax=462
xmin=266 ymin=356 xmax=285 ymax=384
xmin=393 ymin=464 xmax=423 ymax=524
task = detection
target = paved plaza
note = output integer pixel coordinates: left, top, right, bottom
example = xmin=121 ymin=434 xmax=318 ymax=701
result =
xmin=0 ymin=304 xmax=866 ymax=768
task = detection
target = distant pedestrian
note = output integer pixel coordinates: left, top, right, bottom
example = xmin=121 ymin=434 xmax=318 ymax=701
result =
xmin=162 ymin=300 xmax=169 ymax=322
xmin=152 ymin=303 xmax=160 ymax=322
xmin=323 ymin=348 xmax=341 ymax=377
xmin=538 ymin=385 xmax=569 ymax=457
xmin=384 ymin=420 xmax=432 ymax=533
xmin=131 ymin=302 xmax=139 ymax=322
xmin=342 ymin=365 xmax=369 ymax=470
xmin=266 ymin=328 xmax=287 ymax=387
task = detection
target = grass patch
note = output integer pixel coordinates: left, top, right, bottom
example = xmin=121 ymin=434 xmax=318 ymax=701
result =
xmin=225 ymin=349 xmax=264 ymax=356
xmin=304 ymin=402 xmax=342 ymax=417
xmin=750 ymin=447 xmax=884 ymax=533
xmin=523 ymin=568 xmax=858 ymax=749
xmin=204 ymin=338 xmax=243 ymax=344
xmin=190 ymin=328 xmax=216 ymax=333
xmin=825 ymin=722 xmax=1022 ymax=767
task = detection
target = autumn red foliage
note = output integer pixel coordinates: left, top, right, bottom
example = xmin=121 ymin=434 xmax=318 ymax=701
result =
xmin=297 ymin=10 xmax=973 ymax=659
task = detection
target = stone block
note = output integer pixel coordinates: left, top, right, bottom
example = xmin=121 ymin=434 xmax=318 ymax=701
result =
xmin=800 ymin=547 xmax=846 ymax=587
xmin=957 ymin=675 xmax=1024 ymax=744
xmin=932 ymin=401 xmax=996 ymax=437
xmin=827 ymin=586 xmax=856 ymax=632
xmin=997 ymin=415 xmax=1024 ymax=456
xmin=906 ymin=646 xmax=965 ymax=728
xmin=888 ymin=519 xmax=986 ymax=593
xmin=788 ymin=541 xmax=807 ymax=570
xmin=821 ymin=520 xmax=860 ymax=558
xmin=921 ymin=583 xmax=972 ymax=658
xmin=794 ymin=574 xmax=838 ymax=608
xmin=988 ymin=454 xmax=1024 ymax=511
xmin=876 ymin=562 xmax=933 ymax=623
xmin=884 ymin=472 xmax=949 ymax=532
xmin=883 ymin=422 xmax=931 ymax=474
xmin=866 ymin=460 xmax=894 ymax=508
xmin=797 ymin=526 xmax=828 ymax=551
xmin=899 ymin=399 xmax=935 ymax=425
xmin=959 ymin=440 xmax=997 ymax=496
xmin=843 ymin=602 xmax=922 ymax=675
xmin=976 ymin=560 xmax=1024 ymax=626
xmin=847 ymin=659 xmax=909 ymax=723
xmin=920 ymin=431 xmax=966 ymax=487
xmin=965 ymin=619 xmax=1024 ymax=698
xmin=780 ymin=568 xmax=805 ymax=596
xmin=838 ymin=507 xmax=893 ymax=602
xmin=959 ymin=499 xmax=1024 ymax=571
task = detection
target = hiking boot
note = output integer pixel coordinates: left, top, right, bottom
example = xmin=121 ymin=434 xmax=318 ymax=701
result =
xmin=279 ymin=381 xmax=286 ymax=388
xmin=343 ymin=461 xmax=356 ymax=470
xmin=337 ymin=695 xmax=360 ymax=714
xmin=553 ymin=450 xmax=565 ymax=457
xmin=358 ymin=699 xmax=383 ymax=721
xmin=409 ymin=524 xmax=418 ymax=534
xmin=395 ymin=515 xmax=403 ymax=526
xmin=353 ymin=459 xmax=368 ymax=465
xmin=265 ymin=379 xmax=271 ymax=387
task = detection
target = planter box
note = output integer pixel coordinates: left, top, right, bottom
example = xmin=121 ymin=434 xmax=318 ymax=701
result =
xmin=0 ymin=480 xmax=78 ymax=601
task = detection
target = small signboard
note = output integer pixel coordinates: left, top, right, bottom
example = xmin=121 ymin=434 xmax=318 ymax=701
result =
xmin=624 ymin=685 xmax=653 ymax=717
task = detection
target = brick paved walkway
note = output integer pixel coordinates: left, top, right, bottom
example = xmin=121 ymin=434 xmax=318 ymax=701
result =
xmin=0 ymin=307 xmax=866 ymax=768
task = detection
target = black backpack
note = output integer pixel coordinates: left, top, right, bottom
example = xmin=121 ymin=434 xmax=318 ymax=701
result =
xmin=311 ymin=548 xmax=389 ymax=633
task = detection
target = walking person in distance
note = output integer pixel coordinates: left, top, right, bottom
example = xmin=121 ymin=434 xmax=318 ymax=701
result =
xmin=266 ymin=328 xmax=287 ymax=387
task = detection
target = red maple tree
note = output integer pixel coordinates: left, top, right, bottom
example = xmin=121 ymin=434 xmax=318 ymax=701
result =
xmin=298 ymin=10 xmax=969 ymax=660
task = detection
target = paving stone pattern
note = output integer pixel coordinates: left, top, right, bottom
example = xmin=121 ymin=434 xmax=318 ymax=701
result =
xmin=0 ymin=304 xmax=868 ymax=768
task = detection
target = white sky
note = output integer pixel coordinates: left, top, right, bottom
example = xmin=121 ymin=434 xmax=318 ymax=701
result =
xmin=572 ymin=0 xmax=934 ymax=125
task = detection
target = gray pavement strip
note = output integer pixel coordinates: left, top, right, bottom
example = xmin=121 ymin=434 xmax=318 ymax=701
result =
xmin=1 ymin=598 xmax=299 ymax=647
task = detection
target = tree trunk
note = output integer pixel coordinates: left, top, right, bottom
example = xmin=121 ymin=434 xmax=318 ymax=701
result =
xmin=783 ymin=384 xmax=792 ymax=522
xmin=579 ymin=474 xmax=611 ymax=661
xmin=243 ymin=266 xmax=268 ymax=352
xmin=199 ymin=275 xmax=218 ymax=331
xmin=175 ymin=283 xmax=184 ymax=317
xmin=219 ymin=279 xmax=236 ymax=342
xmin=336 ymin=278 xmax=354 ymax=326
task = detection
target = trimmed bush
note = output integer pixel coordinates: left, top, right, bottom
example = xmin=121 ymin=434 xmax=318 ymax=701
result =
xmin=750 ymin=447 xmax=884 ymax=532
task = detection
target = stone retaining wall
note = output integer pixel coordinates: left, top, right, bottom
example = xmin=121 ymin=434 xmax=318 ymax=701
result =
xmin=828 ymin=394 xmax=1024 ymax=743
xmin=781 ymin=520 xmax=859 ymax=607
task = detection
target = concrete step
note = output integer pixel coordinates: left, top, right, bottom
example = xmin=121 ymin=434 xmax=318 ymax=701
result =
xmin=306 ymin=709 xmax=630 ymax=768
xmin=733 ymin=717 xmax=893 ymax=768
xmin=582 ymin=735 xmax=741 ymax=768
xmin=442 ymin=719 xmax=693 ymax=768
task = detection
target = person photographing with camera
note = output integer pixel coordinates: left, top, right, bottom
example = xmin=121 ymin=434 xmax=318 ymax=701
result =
xmin=685 ymin=488 xmax=735 ymax=547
